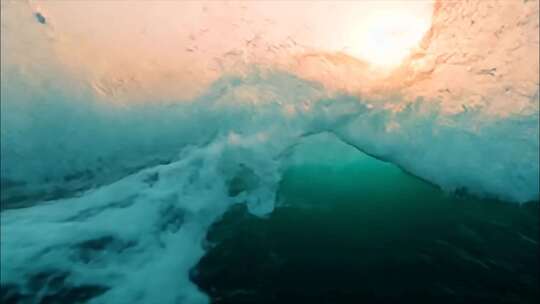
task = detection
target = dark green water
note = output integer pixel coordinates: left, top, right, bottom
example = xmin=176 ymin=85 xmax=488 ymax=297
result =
xmin=192 ymin=136 xmax=539 ymax=304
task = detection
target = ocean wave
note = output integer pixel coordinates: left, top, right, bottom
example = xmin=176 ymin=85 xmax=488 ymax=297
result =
xmin=2 ymin=69 xmax=538 ymax=207
xmin=1 ymin=68 xmax=538 ymax=302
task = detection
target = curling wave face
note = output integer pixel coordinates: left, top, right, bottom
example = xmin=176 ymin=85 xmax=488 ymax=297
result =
xmin=1 ymin=68 xmax=539 ymax=303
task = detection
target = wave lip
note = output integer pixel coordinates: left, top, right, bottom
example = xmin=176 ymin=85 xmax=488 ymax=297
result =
xmin=2 ymin=71 xmax=539 ymax=206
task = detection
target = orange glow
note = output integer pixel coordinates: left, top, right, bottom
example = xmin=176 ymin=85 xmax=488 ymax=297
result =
xmin=2 ymin=1 xmax=434 ymax=101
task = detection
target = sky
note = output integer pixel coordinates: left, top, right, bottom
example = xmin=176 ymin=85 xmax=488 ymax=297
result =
xmin=1 ymin=0 xmax=538 ymax=115
xmin=2 ymin=0 xmax=434 ymax=101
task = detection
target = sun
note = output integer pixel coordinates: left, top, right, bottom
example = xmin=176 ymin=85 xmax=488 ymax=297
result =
xmin=350 ymin=8 xmax=433 ymax=69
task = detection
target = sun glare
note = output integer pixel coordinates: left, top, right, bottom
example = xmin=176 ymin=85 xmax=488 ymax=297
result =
xmin=351 ymin=9 xmax=433 ymax=69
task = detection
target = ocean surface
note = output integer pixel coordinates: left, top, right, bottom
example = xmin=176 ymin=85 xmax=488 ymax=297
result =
xmin=194 ymin=135 xmax=539 ymax=304
xmin=1 ymin=67 xmax=539 ymax=303
xmin=2 ymin=55 xmax=540 ymax=304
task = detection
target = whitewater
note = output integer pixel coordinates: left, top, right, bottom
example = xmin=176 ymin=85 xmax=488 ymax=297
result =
xmin=1 ymin=1 xmax=539 ymax=303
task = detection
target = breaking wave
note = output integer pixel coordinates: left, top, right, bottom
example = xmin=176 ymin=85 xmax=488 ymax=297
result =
xmin=1 ymin=68 xmax=539 ymax=303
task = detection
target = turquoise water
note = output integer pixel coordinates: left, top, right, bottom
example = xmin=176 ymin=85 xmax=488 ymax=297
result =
xmin=193 ymin=136 xmax=539 ymax=304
